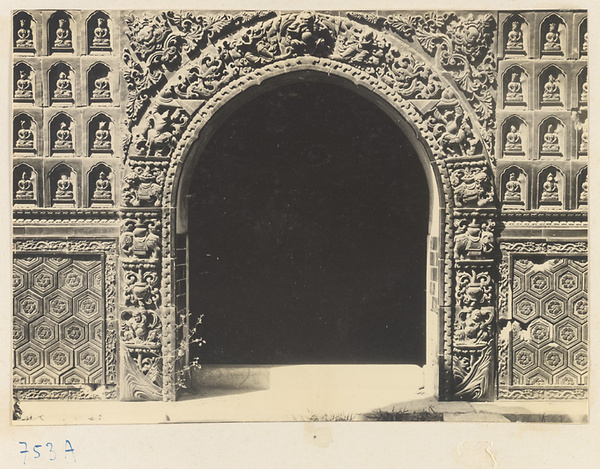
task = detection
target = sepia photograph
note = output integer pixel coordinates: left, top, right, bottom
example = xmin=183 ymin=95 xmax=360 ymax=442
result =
xmin=4 ymin=1 xmax=599 ymax=467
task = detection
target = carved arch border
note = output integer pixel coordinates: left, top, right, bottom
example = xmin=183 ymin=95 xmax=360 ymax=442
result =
xmin=119 ymin=12 xmax=500 ymax=401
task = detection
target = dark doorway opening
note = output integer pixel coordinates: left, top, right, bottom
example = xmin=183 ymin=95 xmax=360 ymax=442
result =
xmin=187 ymin=81 xmax=429 ymax=365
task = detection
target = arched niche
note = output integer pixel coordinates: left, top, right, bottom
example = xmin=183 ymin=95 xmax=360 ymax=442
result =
xmin=88 ymin=113 xmax=113 ymax=155
xmin=540 ymin=14 xmax=566 ymax=57
xmin=578 ymin=67 xmax=588 ymax=106
xmin=49 ymin=112 xmax=75 ymax=155
xmin=13 ymin=164 xmax=38 ymax=207
xmin=537 ymin=166 xmax=564 ymax=209
xmin=87 ymin=11 xmax=112 ymax=53
xmin=13 ymin=62 xmax=35 ymax=103
xmin=539 ymin=65 xmax=565 ymax=108
xmin=579 ymin=18 xmax=588 ymax=57
xmin=13 ymin=113 xmax=37 ymax=154
xmin=13 ymin=11 xmax=35 ymax=53
xmin=503 ymin=65 xmax=528 ymax=107
xmin=502 ymin=115 xmax=528 ymax=157
xmin=503 ymin=14 xmax=528 ymax=56
xmin=576 ymin=111 xmax=588 ymax=157
xmin=49 ymin=62 xmax=75 ymax=105
xmin=539 ymin=116 xmax=565 ymax=158
xmin=576 ymin=166 xmax=588 ymax=209
xmin=88 ymin=163 xmax=113 ymax=207
xmin=87 ymin=62 xmax=112 ymax=104
xmin=501 ymin=166 xmax=528 ymax=209
xmin=48 ymin=11 xmax=74 ymax=53
xmin=48 ymin=163 xmax=76 ymax=207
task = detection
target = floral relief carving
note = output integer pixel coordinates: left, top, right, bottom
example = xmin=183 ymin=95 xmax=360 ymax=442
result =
xmin=123 ymin=264 xmax=161 ymax=309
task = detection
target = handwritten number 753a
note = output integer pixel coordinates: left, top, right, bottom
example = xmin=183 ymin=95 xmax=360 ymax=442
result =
xmin=19 ymin=441 xmax=75 ymax=464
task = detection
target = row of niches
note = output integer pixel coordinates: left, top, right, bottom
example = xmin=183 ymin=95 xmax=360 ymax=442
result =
xmin=13 ymin=162 xmax=115 ymax=208
xmin=501 ymin=13 xmax=587 ymax=59
xmin=14 ymin=10 xmax=112 ymax=55
xmin=14 ymin=61 xmax=115 ymax=107
xmin=499 ymin=165 xmax=587 ymax=211
xmin=13 ymin=112 xmax=116 ymax=158
xmin=500 ymin=113 xmax=587 ymax=160
xmin=501 ymin=64 xmax=587 ymax=110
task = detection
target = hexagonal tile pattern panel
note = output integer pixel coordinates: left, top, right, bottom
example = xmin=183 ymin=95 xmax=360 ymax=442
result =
xmin=29 ymin=265 xmax=57 ymax=296
xmin=14 ymin=292 xmax=43 ymax=321
xmin=540 ymin=346 xmax=567 ymax=374
xmin=13 ymin=255 xmax=105 ymax=385
xmin=513 ymin=292 xmax=538 ymax=323
xmin=13 ymin=368 xmax=29 ymax=386
xmin=556 ymin=319 xmax=581 ymax=349
xmin=509 ymin=256 xmax=588 ymax=389
xmin=557 ymin=271 xmax=580 ymax=294
xmin=30 ymin=317 xmax=59 ymax=347
xmin=60 ymin=369 xmax=87 ymax=385
xmin=513 ymin=342 xmax=537 ymax=373
xmin=44 ymin=291 xmax=73 ymax=323
xmin=58 ymin=265 xmax=88 ymax=296
xmin=60 ymin=317 xmax=88 ymax=348
xmin=45 ymin=344 xmax=73 ymax=373
xmin=76 ymin=343 xmax=102 ymax=372
xmin=542 ymin=295 xmax=567 ymax=323
xmin=16 ymin=344 xmax=44 ymax=373
xmin=30 ymin=369 xmax=60 ymax=385
xmin=528 ymin=318 xmax=552 ymax=346
xmin=14 ymin=256 xmax=42 ymax=270
xmin=13 ymin=317 xmax=28 ymax=348
xmin=74 ymin=291 xmax=102 ymax=321
xmin=13 ymin=265 xmax=27 ymax=295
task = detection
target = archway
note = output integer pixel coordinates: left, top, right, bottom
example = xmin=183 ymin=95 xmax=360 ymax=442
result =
xmin=185 ymin=79 xmax=430 ymax=366
xmin=118 ymin=12 xmax=499 ymax=402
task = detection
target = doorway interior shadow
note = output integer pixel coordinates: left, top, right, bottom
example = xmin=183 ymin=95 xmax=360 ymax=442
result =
xmin=186 ymin=80 xmax=429 ymax=366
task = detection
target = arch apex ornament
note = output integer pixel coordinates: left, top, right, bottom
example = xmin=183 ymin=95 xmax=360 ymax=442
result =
xmin=116 ymin=10 xmax=500 ymax=401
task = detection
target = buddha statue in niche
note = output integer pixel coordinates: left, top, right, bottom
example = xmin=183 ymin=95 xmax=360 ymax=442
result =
xmin=92 ymin=17 xmax=110 ymax=48
xmin=580 ymin=174 xmax=588 ymax=204
xmin=53 ymin=17 xmax=72 ymax=48
xmin=580 ymin=77 xmax=588 ymax=103
xmin=504 ymin=172 xmax=522 ymax=202
xmin=580 ymin=118 xmax=588 ymax=154
xmin=54 ymin=121 xmax=73 ymax=149
xmin=54 ymin=71 xmax=72 ymax=99
xmin=55 ymin=173 xmax=74 ymax=200
xmin=93 ymin=121 xmax=111 ymax=149
xmin=541 ymin=124 xmax=560 ymax=152
xmin=92 ymin=75 xmax=110 ymax=99
xmin=16 ymin=172 xmax=34 ymax=200
xmin=582 ymin=31 xmax=588 ymax=54
xmin=506 ymin=72 xmax=524 ymax=102
xmin=92 ymin=171 xmax=112 ymax=200
xmin=15 ymin=120 xmax=34 ymax=148
xmin=506 ymin=21 xmax=524 ymax=50
xmin=542 ymin=75 xmax=560 ymax=103
xmin=15 ymin=18 xmax=33 ymax=48
xmin=543 ymin=22 xmax=561 ymax=51
xmin=540 ymin=172 xmax=559 ymax=202
xmin=14 ymin=69 xmax=33 ymax=99
xmin=505 ymin=125 xmax=523 ymax=152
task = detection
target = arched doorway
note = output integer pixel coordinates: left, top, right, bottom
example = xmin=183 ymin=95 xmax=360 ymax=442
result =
xmin=186 ymin=80 xmax=430 ymax=365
